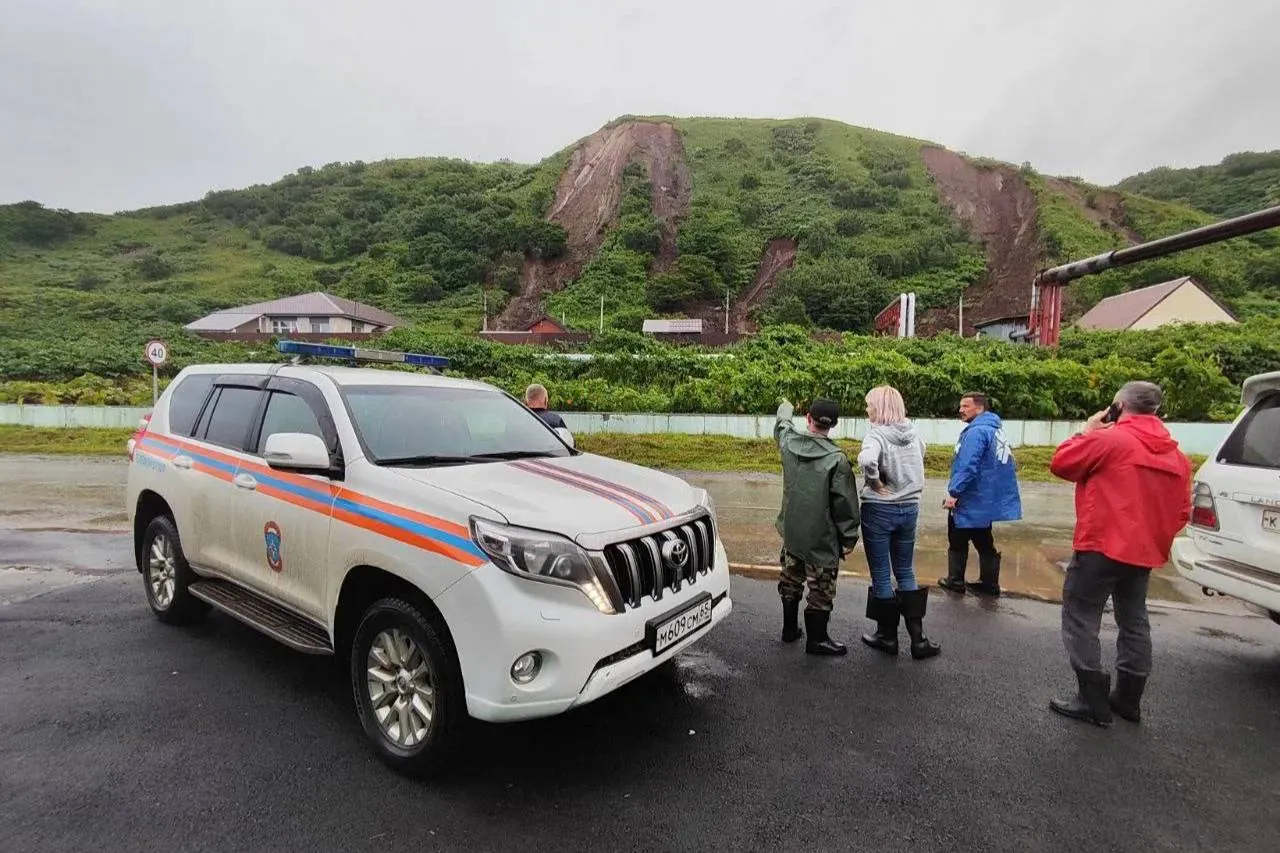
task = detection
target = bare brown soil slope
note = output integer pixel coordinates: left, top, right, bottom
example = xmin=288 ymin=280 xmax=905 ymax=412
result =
xmin=733 ymin=238 xmax=797 ymax=333
xmin=497 ymin=121 xmax=690 ymax=330
xmin=921 ymin=147 xmax=1041 ymax=327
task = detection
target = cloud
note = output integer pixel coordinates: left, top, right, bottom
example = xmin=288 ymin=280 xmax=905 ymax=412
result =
xmin=2 ymin=0 xmax=1276 ymax=212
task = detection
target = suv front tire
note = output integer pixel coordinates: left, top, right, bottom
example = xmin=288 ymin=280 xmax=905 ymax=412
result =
xmin=350 ymin=597 xmax=464 ymax=777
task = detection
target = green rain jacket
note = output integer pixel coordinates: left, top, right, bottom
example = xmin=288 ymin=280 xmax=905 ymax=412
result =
xmin=773 ymin=401 xmax=861 ymax=568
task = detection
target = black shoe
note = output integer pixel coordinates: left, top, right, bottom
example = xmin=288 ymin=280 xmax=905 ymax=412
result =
xmin=1109 ymin=671 xmax=1147 ymax=723
xmin=938 ymin=551 xmax=967 ymax=593
xmin=781 ymin=597 xmax=803 ymax=643
xmin=897 ymin=588 xmax=941 ymax=660
xmin=1050 ymin=669 xmax=1113 ymax=727
xmin=970 ymin=552 xmax=1002 ymax=596
xmin=860 ymin=590 xmax=900 ymax=656
xmin=804 ymin=609 xmax=848 ymax=656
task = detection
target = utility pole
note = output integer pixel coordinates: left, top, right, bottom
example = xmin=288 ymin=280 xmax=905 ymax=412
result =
xmin=958 ymin=294 xmax=964 ymax=336
xmin=724 ymin=288 xmax=730 ymax=335
xmin=482 ymin=291 xmax=488 ymax=331
xmin=599 ymin=294 xmax=604 ymax=333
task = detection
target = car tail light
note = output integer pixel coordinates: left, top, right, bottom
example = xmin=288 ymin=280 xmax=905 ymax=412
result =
xmin=127 ymin=413 xmax=152 ymax=460
xmin=1190 ymin=481 xmax=1219 ymax=530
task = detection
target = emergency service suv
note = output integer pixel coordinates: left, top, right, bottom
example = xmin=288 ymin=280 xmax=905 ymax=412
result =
xmin=126 ymin=341 xmax=731 ymax=775
xmin=1172 ymin=371 xmax=1280 ymax=625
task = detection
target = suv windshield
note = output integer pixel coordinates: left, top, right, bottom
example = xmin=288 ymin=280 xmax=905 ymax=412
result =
xmin=342 ymin=385 xmax=572 ymax=466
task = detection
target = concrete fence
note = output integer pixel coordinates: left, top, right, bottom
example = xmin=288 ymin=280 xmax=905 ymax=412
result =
xmin=0 ymin=403 xmax=1234 ymax=455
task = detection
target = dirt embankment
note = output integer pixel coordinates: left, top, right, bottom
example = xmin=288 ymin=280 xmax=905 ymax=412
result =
xmin=921 ymin=147 xmax=1042 ymax=328
xmin=733 ymin=238 xmax=797 ymax=333
xmin=496 ymin=121 xmax=691 ymax=330
xmin=1043 ymin=177 xmax=1142 ymax=245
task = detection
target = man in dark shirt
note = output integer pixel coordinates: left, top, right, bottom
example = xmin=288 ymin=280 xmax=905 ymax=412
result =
xmin=525 ymin=384 xmax=567 ymax=430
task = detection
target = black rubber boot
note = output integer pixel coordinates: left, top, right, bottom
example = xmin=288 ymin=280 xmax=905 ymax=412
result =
xmin=860 ymin=590 xmax=900 ymax=656
xmin=804 ymin=609 xmax=848 ymax=656
xmin=938 ymin=551 xmax=967 ymax=593
xmin=781 ymin=597 xmax=803 ymax=643
xmin=897 ymin=588 xmax=941 ymax=660
xmin=1050 ymin=669 xmax=1113 ymax=727
xmin=1109 ymin=671 xmax=1147 ymax=723
xmin=967 ymin=552 xmax=1002 ymax=597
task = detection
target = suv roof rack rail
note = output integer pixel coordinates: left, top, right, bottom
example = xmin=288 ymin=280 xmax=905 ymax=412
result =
xmin=276 ymin=340 xmax=449 ymax=374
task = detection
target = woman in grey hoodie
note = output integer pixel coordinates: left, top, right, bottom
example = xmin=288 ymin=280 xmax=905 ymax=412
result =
xmin=857 ymin=385 xmax=941 ymax=660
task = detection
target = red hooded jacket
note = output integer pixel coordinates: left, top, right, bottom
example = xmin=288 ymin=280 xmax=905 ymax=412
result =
xmin=1049 ymin=415 xmax=1193 ymax=569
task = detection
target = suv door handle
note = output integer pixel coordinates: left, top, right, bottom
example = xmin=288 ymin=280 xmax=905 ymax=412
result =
xmin=173 ymin=455 xmax=193 ymax=470
xmin=234 ymin=473 xmax=258 ymax=491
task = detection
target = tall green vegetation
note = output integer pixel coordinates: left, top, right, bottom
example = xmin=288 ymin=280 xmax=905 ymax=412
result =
xmin=1118 ymin=151 xmax=1280 ymax=218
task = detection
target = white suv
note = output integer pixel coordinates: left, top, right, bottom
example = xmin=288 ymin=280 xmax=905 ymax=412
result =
xmin=126 ymin=343 xmax=731 ymax=775
xmin=1172 ymin=371 xmax=1280 ymax=623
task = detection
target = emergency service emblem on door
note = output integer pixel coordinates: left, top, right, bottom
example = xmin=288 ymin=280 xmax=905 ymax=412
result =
xmin=264 ymin=522 xmax=284 ymax=572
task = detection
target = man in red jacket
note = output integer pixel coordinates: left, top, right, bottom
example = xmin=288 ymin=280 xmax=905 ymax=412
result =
xmin=1047 ymin=381 xmax=1192 ymax=727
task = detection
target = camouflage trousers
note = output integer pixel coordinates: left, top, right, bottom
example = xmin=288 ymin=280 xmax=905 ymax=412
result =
xmin=778 ymin=549 xmax=839 ymax=612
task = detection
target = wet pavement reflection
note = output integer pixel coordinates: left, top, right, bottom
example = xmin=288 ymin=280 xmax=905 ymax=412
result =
xmin=0 ymin=454 xmax=1241 ymax=612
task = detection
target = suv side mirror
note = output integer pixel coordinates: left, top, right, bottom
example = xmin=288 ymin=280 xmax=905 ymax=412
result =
xmin=264 ymin=432 xmax=332 ymax=472
xmin=555 ymin=427 xmax=575 ymax=449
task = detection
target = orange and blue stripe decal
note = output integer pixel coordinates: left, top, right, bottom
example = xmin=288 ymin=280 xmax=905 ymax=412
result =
xmin=510 ymin=460 xmax=673 ymax=525
xmin=137 ymin=434 xmax=485 ymax=567
xmin=526 ymin=460 xmax=675 ymax=521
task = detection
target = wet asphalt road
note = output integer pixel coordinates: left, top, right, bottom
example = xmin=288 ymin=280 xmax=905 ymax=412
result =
xmin=2 ymin=570 xmax=1279 ymax=852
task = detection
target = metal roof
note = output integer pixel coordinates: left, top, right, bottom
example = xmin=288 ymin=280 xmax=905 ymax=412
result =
xmin=642 ymin=318 xmax=703 ymax=334
xmin=183 ymin=312 xmax=261 ymax=332
xmin=1074 ymin=277 xmax=1193 ymax=331
xmin=185 ymin=292 xmax=406 ymax=331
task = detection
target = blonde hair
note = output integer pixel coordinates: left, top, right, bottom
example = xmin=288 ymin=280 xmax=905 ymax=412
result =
xmin=865 ymin=385 xmax=907 ymax=425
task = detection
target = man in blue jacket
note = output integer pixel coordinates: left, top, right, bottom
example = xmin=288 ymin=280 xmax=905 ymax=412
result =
xmin=938 ymin=392 xmax=1022 ymax=596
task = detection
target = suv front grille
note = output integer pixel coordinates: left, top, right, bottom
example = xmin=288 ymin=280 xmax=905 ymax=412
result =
xmin=601 ymin=515 xmax=716 ymax=610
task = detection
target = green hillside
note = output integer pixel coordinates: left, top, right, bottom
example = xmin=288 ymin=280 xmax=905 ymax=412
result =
xmin=1117 ymin=151 xmax=1280 ymax=218
xmin=3 ymin=117 xmax=1280 ymax=388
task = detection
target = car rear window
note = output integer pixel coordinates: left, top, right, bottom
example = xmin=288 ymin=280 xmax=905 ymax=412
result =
xmin=1218 ymin=394 xmax=1280 ymax=469
xmin=167 ymin=373 xmax=215 ymax=437
xmin=202 ymin=387 xmax=265 ymax=450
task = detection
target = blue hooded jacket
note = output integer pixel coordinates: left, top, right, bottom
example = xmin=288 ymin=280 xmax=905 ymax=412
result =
xmin=947 ymin=411 xmax=1022 ymax=528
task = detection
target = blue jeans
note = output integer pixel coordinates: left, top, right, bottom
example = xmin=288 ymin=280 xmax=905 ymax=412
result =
xmin=860 ymin=501 xmax=921 ymax=600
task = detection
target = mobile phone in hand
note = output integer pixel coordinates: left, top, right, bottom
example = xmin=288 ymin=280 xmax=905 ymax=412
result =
xmin=1103 ymin=402 xmax=1121 ymax=424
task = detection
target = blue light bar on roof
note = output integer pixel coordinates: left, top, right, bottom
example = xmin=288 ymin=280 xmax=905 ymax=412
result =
xmin=276 ymin=340 xmax=449 ymax=369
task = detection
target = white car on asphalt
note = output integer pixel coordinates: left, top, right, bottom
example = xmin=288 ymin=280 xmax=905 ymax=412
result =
xmin=1172 ymin=371 xmax=1280 ymax=623
xmin=125 ymin=342 xmax=731 ymax=775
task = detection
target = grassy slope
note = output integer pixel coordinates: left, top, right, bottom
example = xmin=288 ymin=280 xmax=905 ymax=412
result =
xmin=0 ymin=425 xmax=1206 ymax=483
xmin=4 ymin=118 xmax=1279 ymax=385
xmin=1117 ymin=151 xmax=1280 ymax=218
xmin=546 ymin=117 xmax=987 ymax=330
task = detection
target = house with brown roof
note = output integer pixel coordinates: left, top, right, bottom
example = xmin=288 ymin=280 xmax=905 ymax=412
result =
xmin=1074 ymin=277 xmax=1237 ymax=331
xmin=185 ymin=292 xmax=406 ymax=341
xmin=479 ymin=315 xmax=591 ymax=346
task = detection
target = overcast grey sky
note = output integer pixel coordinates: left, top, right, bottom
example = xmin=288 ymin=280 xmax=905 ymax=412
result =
xmin=2 ymin=0 xmax=1276 ymax=213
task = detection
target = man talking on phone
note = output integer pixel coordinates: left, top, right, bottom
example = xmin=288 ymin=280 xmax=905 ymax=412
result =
xmin=1047 ymin=381 xmax=1192 ymax=727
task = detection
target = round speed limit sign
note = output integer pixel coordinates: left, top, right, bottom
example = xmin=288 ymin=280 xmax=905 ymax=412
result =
xmin=144 ymin=340 xmax=169 ymax=366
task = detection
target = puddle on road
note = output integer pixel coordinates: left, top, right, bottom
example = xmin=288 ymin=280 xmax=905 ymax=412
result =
xmin=0 ymin=454 xmax=1234 ymax=611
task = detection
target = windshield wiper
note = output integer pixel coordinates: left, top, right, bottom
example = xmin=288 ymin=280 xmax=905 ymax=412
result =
xmin=374 ymin=454 xmax=491 ymax=468
xmin=469 ymin=450 xmax=561 ymax=460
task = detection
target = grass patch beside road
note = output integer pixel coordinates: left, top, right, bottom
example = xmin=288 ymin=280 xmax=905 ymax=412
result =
xmin=0 ymin=427 xmax=1204 ymax=482
xmin=0 ymin=425 xmax=133 ymax=455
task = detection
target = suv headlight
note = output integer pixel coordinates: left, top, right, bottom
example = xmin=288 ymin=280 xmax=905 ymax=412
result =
xmin=470 ymin=518 xmax=616 ymax=614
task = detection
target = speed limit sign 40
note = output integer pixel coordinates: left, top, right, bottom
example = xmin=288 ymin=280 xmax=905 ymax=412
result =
xmin=144 ymin=340 xmax=169 ymax=366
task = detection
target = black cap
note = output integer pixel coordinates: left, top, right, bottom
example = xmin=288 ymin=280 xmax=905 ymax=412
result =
xmin=809 ymin=398 xmax=839 ymax=429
